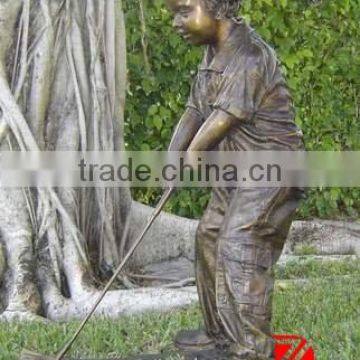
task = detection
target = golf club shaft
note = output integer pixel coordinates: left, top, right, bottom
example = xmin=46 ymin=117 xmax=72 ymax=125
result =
xmin=55 ymin=187 xmax=175 ymax=360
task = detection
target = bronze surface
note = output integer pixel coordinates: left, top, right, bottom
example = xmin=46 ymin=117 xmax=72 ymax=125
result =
xmin=165 ymin=1 xmax=305 ymax=358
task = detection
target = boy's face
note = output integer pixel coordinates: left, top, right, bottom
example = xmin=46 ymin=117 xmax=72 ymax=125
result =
xmin=166 ymin=0 xmax=217 ymax=45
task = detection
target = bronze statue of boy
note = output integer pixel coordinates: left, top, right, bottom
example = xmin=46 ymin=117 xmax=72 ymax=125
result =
xmin=164 ymin=0 xmax=305 ymax=358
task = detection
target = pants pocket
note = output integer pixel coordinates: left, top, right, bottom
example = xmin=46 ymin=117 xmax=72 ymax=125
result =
xmin=221 ymin=240 xmax=273 ymax=270
xmin=227 ymin=269 xmax=273 ymax=307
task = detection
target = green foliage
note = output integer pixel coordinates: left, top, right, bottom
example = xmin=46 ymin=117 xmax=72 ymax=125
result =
xmin=124 ymin=0 xmax=208 ymax=218
xmin=124 ymin=0 xmax=360 ymax=219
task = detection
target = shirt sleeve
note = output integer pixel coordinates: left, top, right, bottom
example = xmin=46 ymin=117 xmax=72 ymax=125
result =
xmin=212 ymin=52 xmax=266 ymax=122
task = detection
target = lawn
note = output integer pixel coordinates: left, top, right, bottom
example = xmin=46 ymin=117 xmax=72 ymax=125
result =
xmin=0 ymin=259 xmax=359 ymax=360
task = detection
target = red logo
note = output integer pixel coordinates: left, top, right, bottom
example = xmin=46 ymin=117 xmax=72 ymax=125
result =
xmin=272 ymin=334 xmax=315 ymax=360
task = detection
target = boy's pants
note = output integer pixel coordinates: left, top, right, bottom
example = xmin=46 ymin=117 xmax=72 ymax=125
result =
xmin=195 ymin=186 xmax=302 ymax=359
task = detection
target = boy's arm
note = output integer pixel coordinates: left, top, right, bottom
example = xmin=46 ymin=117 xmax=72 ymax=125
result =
xmin=161 ymin=107 xmax=203 ymax=196
xmin=168 ymin=107 xmax=203 ymax=151
xmin=187 ymin=109 xmax=237 ymax=151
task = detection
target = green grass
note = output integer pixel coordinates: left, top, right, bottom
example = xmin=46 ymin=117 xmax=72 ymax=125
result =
xmin=293 ymin=244 xmax=319 ymax=256
xmin=274 ymin=258 xmax=360 ymax=279
xmin=1 ymin=260 xmax=359 ymax=360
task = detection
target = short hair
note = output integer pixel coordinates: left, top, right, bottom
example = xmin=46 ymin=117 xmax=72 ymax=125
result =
xmin=202 ymin=0 xmax=242 ymax=19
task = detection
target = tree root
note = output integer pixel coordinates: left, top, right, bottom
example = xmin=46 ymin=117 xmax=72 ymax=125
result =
xmin=0 ymin=309 xmax=50 ymax=323
xmin=42 ymin=287 xmax=198 ymax=322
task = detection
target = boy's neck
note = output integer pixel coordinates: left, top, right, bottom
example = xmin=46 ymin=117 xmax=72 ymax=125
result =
xmin=213 ymin=19 xmax=235 ymax=52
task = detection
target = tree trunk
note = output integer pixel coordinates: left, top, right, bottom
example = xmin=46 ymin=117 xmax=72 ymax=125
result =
xmin=0 ymin=0 xmax=135 ymax=321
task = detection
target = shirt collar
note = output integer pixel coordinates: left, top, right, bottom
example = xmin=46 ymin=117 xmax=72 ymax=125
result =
xmin=199 ymin=17 xmax=251 ymax=73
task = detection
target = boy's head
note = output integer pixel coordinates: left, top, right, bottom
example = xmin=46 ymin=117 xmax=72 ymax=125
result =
xmin=166 ymin=0 xmax=241 ymax=45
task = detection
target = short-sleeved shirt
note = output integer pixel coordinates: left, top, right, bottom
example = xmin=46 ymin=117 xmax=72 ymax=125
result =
xmin=186 ymin=18 xmax=304 ymax=151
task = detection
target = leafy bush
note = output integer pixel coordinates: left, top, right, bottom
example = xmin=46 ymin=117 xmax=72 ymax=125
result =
xmin=123 ymin=0 xmax=360 ymax=219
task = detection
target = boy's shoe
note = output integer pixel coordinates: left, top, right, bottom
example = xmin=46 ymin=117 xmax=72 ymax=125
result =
xmin=174 ymin=329 xmax=215 ymax=351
